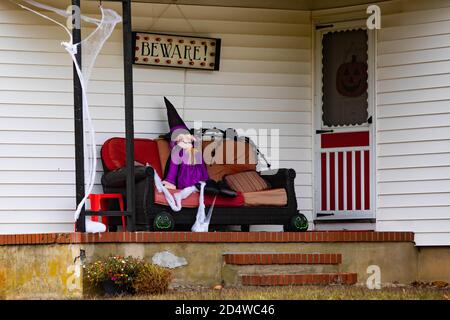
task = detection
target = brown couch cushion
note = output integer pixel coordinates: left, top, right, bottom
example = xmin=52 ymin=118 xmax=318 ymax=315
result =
xmin=243 ymin=188 xmax=287 ymax=207
xmin=203 ymin=139 xmax=257 ymax=180
xmin=206 ymin=164 xmax=256 ymax=182
xmin=224 ymin=171 xmax=270 ymax=193
xmin=202 ymin=140 xmax=257 ymax=165
xmin=155 ymin=138 xmax=257 ymax=180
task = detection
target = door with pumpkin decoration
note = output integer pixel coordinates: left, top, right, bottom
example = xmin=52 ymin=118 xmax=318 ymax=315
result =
xmin=314 ymin=24 xmax=375 ymax=221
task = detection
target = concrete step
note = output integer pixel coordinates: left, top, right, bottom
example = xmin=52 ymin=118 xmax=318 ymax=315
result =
xmin=223 ymin=253 xmax=342 ymax=265
xmin=241 ymin=273 xmax=358 ymax=286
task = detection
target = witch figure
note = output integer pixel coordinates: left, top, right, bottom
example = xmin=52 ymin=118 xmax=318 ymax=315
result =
xmin=162 ymin=97 xmax=209 ymax=190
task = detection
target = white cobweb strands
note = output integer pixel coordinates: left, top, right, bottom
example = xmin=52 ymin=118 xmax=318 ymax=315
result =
xmin=14 ymin=0 xmax=122 ymax=232
xmin=79 ymin=8 xmax=122 ymax=85
xmin=75 ymin=8 xmax=122 ymax=233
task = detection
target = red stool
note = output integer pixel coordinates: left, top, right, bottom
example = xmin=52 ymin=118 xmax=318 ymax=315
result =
xmin=88 ymin=193 xmax=127 ymax=231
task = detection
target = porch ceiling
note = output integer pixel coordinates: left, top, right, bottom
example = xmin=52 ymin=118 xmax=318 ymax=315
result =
xmin=101 ymin=0 xmax=390 ymax=11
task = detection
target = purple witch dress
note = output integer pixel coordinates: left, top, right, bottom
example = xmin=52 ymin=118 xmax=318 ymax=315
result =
xmin=164 ymin=127 xmax=209 ymax=189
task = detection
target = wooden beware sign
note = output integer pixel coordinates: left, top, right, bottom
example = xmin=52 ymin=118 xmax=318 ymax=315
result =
xmin=133 ymin=32 xmax=221 ymax=71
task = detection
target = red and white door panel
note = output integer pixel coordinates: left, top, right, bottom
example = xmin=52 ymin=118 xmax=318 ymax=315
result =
xmin=319 ymin=131 xmax=372 ymax=218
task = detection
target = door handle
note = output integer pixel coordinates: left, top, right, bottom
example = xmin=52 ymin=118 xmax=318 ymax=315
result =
xmin=315 ymin=129 xmax=334 ymax=134
xmin=317 ymin=212 xmax=334 ymax=217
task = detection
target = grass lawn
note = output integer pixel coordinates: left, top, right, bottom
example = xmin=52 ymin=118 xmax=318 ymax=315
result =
xmin=100 ymin=285 xmax=449 ymax=300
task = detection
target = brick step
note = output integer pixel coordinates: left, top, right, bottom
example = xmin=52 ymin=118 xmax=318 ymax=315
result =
xmin=222 ymin=264 xmax=340 ymax=286
xmin=223 ymin=253 xmax=342 ymax=265
xmin=241 ymin=273 xmax=357 ymax=286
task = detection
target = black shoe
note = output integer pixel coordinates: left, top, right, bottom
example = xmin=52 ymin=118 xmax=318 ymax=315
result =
xmin=195 ymin=179 xmax=220 ymax=195
xmin=217 ymin=180 xmax=237 ymax=198
xmin=195 ymin=180 xmax=237 ymax=197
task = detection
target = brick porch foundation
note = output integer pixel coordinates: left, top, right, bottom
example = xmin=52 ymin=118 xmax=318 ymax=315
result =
xmin=0 ymin=231 xmax=414 ymax=246
xmin=2 ymin=231 xmax=449 ymax=299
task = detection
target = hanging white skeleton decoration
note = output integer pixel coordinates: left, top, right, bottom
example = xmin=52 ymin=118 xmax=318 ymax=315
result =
xmin=14 ymin=0 xmax=214 ymax=233
xmin=14 ymin=0 xmax=121 ymax=232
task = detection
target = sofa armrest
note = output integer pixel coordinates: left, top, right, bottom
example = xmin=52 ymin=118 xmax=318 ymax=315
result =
xmin=101 ymin=166 xmax=156 ymax=229
xmin=260 ymin=168 xmax=297 ymax=209
xmin=101 ymin=166 xmax=155 ymax=188
xmin=259 ymin=168 xmax=296 ymax=189
xmin=260 ymin=169 xmax=297 ymax=210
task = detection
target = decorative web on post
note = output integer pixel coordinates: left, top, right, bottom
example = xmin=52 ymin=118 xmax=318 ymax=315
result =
xmin=14 ymin=0 xmax=122 ymax=232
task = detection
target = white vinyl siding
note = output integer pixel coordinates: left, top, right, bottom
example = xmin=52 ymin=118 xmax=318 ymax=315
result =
xmin=0 ymin=1 xmax=312 ymax=233
xmin=376 ymin=2 xmax=450 ymax=246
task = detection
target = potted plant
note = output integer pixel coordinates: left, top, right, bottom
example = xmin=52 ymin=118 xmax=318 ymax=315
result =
xmin=84 ymin=255 xmax=140 ymax=295
xmin=84 ymin=255 xmax=172 ymax=296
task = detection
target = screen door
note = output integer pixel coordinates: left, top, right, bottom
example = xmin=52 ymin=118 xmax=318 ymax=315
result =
xmin=315 ymin=26 xmax=374 ymax=219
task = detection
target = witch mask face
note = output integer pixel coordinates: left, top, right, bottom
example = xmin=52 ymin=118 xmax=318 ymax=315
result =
xmin=170 ymin=130 xmax=202 ymax=165
xmin=176 ymin=133 xmax=196 ymax=150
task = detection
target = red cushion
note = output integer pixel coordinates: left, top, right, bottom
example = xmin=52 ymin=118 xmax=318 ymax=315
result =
xmin=154 ymin=189 xmax=244 ymax=208
xmin=101 ymin=138 xmax=163 ymax=177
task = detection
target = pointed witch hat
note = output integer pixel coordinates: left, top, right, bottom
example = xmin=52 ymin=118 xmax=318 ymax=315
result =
xmin=164 ymin=96 xmax=188 ymax=131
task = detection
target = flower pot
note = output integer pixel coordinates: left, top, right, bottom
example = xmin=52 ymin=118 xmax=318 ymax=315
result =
xmin=102 ymin=279 xmax=131 ymax=296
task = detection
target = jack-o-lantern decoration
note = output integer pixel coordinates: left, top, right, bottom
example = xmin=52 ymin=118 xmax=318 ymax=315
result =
xmin=336 ymin=55 xmax=368 ymax=97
